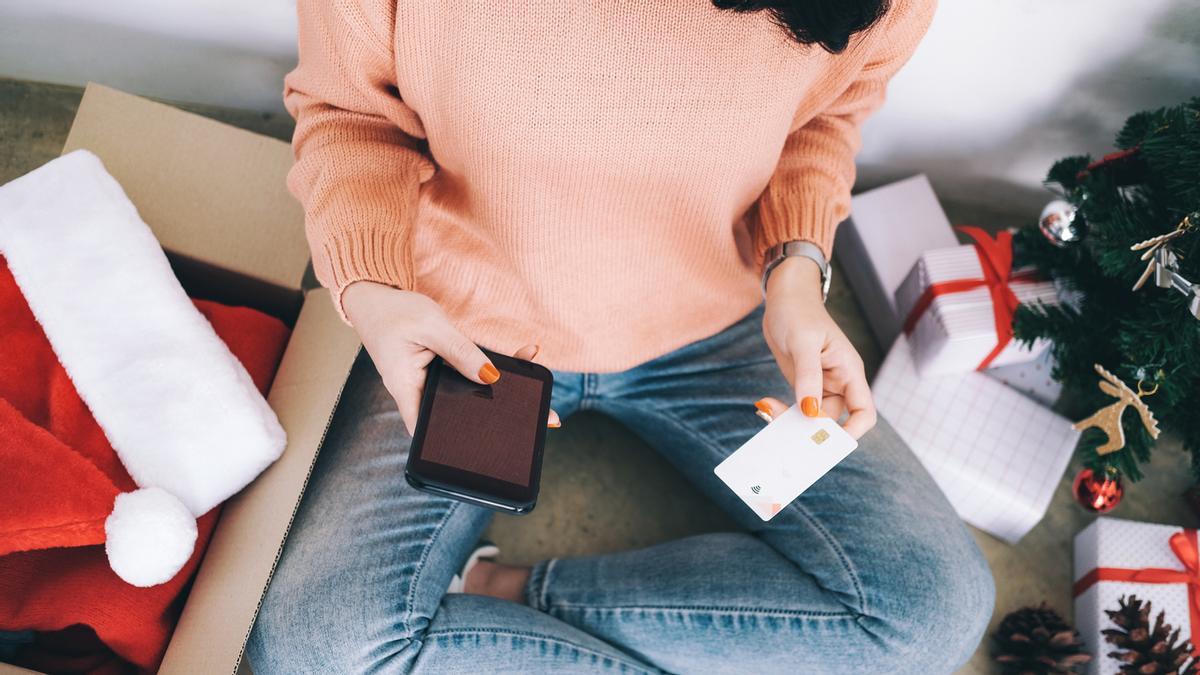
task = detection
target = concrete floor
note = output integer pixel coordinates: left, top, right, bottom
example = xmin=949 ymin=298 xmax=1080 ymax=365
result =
xmin=4 ymin=77 xmax=1198 ymax=674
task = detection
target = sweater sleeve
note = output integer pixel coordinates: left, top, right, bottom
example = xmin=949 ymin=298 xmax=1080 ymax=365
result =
xmin=751 ymin=0 xmax=936 ymax=263
xmin=285 ymin=0 xmax=435 ymax=320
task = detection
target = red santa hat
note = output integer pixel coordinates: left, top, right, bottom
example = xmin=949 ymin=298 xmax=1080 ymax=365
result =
xmin=0 ymin=255 xmax=289 ymax=671
xmin=0 ymin=150 xmax=287 ymax=587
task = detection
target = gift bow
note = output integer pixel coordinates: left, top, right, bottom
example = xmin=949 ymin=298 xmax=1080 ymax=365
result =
xmin=1073 ymin=529 xmax=1200 ymax=655
xmin=901 ymin=226 xmax=1037 ymax=371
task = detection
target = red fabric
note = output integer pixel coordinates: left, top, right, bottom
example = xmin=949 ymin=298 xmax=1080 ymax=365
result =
xmin=1073 ymin=528 xmax=1200 ymax=657
xmin=900 ymin=225 xmax=1040 ymax=371
xmin=0 ymin=257 xmax=291 ymax=673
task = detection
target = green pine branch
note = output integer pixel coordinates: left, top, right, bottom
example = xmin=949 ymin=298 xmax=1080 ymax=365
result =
xmin=1011 ymin=96 xmax=1200 ymax=481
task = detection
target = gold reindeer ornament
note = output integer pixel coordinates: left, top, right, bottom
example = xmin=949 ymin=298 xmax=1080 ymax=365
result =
xmin=1130 ymin=213 xmax=1195 ymax=292
xmin=1073 ymin=364 xmax=1162 ymax=455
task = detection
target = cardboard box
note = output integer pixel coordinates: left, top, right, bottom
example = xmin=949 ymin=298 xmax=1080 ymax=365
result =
xmin=0 ymin=84 xmax=360 ymax=674
xmin=832 ymin=175 xmax=959 ymax=348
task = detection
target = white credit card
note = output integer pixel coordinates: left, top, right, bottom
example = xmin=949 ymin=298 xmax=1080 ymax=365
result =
xmin=714 ymin=406 xmax=858 ymax=521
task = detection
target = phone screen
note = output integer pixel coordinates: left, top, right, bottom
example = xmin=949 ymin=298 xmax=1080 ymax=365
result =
xmin=418 ymin=362 xmax=547 ymax=488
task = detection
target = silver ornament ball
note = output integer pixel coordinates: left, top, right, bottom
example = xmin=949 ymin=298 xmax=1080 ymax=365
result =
xmin=1039 ymin=200 xmax=1087 ymax=247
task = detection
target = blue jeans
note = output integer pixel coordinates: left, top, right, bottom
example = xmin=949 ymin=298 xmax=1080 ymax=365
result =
xmin=247 ymin=305 xmax=993 ymax=674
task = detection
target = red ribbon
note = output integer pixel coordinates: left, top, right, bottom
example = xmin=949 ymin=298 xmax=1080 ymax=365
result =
xmin=900 ymin=226 xmax=1038 ymax=371
xmin=1072 ymin=529 xmax=1200 ymax=655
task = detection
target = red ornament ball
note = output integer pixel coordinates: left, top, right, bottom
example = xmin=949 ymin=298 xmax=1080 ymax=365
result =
xmin=1073 ymin=468 xmax=1123 ymax=513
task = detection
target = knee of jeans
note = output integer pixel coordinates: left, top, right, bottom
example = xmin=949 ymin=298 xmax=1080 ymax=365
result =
xmin=246 ymin=571 xmax=422 ymax=675
xmin=868 ymin=535 xmax=995 ymax=671
xmin=245 ymin=585 xmax=304 ymax=675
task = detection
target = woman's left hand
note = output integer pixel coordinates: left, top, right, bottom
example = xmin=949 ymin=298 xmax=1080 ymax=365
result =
xmin=761 ymin=256 xmax=876 ymax=439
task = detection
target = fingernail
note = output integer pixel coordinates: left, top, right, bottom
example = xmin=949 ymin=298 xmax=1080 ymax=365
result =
xmin=479 ymin=363 xmax=500 ymax=384
xmin=530 ymin=344 xmax=541 ymax=359
xmin=548 ymin=420 xmax=561 ymax=429
xmin=754 ymin=399 xmax=774 ymax=423
xmin=801 ymin=396 xmax=820 ymax=417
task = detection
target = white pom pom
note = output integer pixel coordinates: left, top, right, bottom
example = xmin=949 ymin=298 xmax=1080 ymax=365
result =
xmin=105 ymin=487 xmax=198 ymax=587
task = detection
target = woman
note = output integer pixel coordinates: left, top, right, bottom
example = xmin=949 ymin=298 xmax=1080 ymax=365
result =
xmin=248 ymin=0 xmax=994 ymax=672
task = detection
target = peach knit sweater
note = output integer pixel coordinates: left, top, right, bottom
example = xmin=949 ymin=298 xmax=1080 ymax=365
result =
xmin=286 ymin=0 xmax=934 ymax=372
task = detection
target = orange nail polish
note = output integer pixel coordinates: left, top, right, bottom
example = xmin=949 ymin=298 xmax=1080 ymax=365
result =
xmin=479 ymin=363 xmax=500 ymax=384
xmin=548 ymin=420 xmax=561 ymax=429
xmin=801 ymin=396 xmax=820 ymax=417
xmin=754 ymin=399 xmax=774 ymax=423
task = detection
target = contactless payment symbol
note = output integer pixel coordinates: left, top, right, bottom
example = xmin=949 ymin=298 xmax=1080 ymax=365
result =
xmin=750 ymin=484 xmax=762 ymax=494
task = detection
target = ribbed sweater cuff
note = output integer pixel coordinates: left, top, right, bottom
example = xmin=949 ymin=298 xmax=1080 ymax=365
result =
xmin=755 ymin=186 xmax=847 ymax=264
xmin=311 ymin=227 xmax=414 ymax=323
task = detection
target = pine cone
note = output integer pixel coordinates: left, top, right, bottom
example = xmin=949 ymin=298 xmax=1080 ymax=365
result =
xmin=1103 ymin=595 xmax=1200 ymax=674
xmin=993 ymin=603 xmax=1092 ymax=674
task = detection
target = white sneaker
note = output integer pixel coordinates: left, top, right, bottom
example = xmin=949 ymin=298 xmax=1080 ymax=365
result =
xmin=446 ymin=542 xmax=500 ymax=594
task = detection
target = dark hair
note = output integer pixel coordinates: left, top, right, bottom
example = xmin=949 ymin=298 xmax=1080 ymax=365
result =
xmin=712 ymin=0 xmax=891 ymax=53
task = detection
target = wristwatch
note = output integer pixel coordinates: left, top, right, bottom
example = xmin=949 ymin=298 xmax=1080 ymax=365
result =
xmin=761 ymin=240 xmax=831 ymax=302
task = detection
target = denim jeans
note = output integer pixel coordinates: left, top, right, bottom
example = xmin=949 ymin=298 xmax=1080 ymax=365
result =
xmin=247 ymin=305 xmax=994 ymax=674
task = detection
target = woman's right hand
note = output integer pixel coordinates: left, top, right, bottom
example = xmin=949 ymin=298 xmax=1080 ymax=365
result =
xmin=343 ymin=281 xmax=560 ymax=435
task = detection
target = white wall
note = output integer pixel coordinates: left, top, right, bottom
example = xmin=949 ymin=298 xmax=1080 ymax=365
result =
xmin=0 ymin=0 xmax=296 ymax=112
xmin=858 ymin=0 xmax=1200 ymax=213
xmin=2 ymin=1 xmax=1197 ymax=213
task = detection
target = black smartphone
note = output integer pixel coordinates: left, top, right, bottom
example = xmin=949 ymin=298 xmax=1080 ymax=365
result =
xmin=405 ymin=348 xmax=553 ymax=513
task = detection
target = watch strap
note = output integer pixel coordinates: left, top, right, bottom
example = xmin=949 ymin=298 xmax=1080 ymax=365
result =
xmin=761 ymin=240 xmax=831 ymax=302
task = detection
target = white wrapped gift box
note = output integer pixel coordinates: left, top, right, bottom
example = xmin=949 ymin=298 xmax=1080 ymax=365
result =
xmin=840 ymin=175 xmax=1066 ymax=406
xmin=833 ymin=175 xmax=959 ymax=347
xmin=872 ymin=335 xmax=1079 ymax=544
xmin=894 ymin=238 xmax=1058 ymax=377
xmin=1073 ymin=517 xmax=1200 ymax=675
xmin=986 ymin=348 xmax=1063 ymax=408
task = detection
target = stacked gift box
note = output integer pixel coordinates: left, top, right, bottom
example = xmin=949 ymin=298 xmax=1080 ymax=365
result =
xmin=894 ymin=226 xmax=1059 ymax=377
xmin=836 ymin=175 xmax=1078 ymax=543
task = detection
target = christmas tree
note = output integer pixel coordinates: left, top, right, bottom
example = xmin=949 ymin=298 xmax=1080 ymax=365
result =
xmin=1012 ymin=96 xmax=1200 ymax=482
